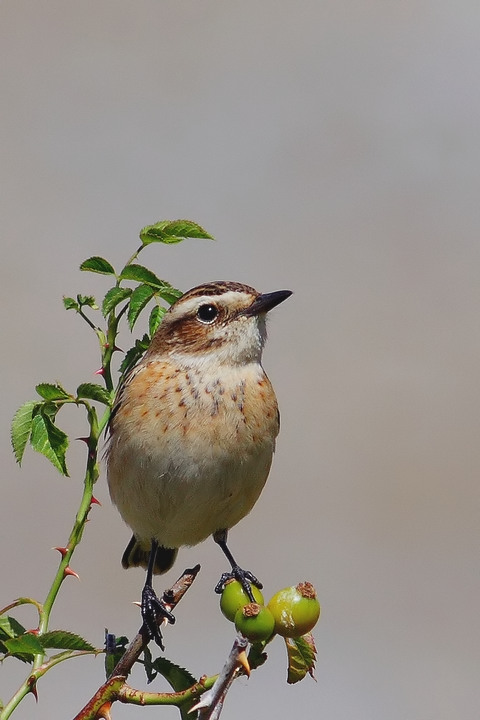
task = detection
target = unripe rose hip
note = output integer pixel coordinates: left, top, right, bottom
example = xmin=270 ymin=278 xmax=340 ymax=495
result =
xmin=267 ymin=582 xmax=320 ymax=638
xmin=234 ymin=602 xmax=276 ymax=642
xmin=220 ymin=579 xmax=264 ymax=622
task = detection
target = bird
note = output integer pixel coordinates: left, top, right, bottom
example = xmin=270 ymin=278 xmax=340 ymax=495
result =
xmin=106 ymin=280 xmax=291 ymax=645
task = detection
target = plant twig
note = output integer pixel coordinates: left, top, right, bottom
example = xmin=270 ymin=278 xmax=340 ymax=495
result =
xmin=73 ymin=565 xmax=201 ymax=720
xmin=191 ymin=634 xmax=250 ymax=720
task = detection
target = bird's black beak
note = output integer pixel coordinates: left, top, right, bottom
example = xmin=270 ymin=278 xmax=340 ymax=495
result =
xmin=242 ymin=289 xmax=292 ymax=317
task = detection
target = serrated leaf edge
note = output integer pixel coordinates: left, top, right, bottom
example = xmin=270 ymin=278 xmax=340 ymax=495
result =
xmin=11 ymin=401 xmax=37 ymax=465
xmin=40 ymin=630 xmax=96 ymax=652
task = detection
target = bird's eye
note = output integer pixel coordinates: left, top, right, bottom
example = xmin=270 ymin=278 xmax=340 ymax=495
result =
xmin=196 ymin=304 xmax=218 ymax=324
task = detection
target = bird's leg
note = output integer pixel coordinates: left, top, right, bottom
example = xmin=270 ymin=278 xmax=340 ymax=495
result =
xmin=213 ymin=529 xmax=262 ymax=602
xmin=141 ymin=539 xmax=176 ymax=649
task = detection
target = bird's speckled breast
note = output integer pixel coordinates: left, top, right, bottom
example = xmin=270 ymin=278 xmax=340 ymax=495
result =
xmin=109 ymin=359 xmax=279 ymax=462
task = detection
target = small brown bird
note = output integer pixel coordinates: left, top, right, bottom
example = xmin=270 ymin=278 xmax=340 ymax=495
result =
xmin=107 ymin=280 xmax=291 ymax=644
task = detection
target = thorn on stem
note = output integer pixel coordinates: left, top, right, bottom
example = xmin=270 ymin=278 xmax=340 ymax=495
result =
xmin=28 ymin=676 xmax=38 ymax=702
xmin=237 ymin=650 xmax=251 ymax=677
xmin=95 ymin=367 xmax=105 ymax=376
xmin=53 ymin=546 xmax=68 ymax=557
xmin=97 ymin=701 xmax=112 ymax=719
xmin=64 ymin=566 xmax=80 ymax=580
xmin=90 ymin=495 xmax=102 ymax=507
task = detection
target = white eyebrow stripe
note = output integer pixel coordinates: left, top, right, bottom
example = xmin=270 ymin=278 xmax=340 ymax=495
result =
xmin=172 ymin=291 xmax=253 ymax=316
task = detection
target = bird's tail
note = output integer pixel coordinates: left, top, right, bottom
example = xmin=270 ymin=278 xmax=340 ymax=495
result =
xmin=121 ymin=535 xmax=178 ymax=575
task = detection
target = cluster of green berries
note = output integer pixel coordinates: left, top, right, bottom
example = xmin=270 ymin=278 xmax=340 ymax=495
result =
xmin=220 ymin=579 xmax=320 ymax=643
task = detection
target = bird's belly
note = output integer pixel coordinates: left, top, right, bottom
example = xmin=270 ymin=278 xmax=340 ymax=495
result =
xmin=109 ymin=439 xmax=273 ymax=547
xmin=107 ymin=361 xmax=279 ymax=547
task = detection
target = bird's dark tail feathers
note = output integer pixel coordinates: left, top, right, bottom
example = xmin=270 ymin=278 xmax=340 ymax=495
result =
xmin=122 ymin=535 xmax=178 ymax=575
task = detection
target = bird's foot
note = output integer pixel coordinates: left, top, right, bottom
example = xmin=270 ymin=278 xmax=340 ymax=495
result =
xmin=214 ymin=566 xmax=263 ymax=602
xmin=141 ymin=583 xmax=176 ymax=650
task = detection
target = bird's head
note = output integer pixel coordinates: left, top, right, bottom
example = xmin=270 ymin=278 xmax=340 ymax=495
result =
xmin=147 ymin=281 xmax=292 ymax=367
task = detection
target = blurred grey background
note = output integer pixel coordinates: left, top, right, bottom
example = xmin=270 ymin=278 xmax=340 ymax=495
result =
xmin=1 ymin=2 xmax=479 ymax=718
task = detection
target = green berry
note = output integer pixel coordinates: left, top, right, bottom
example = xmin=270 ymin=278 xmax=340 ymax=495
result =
xmin=234 ymin=603 xmax=276 ymax=642
xmin=267 ymin=582 xmax=320 ymax=638
xmin=220 ymin=580 xmax=264 ymax=622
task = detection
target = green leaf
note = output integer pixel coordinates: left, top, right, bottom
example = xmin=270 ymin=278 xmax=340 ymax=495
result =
xmin=36 ymin=383 xmax=71 ymax=401
xmin=247 ymin=641 xmax=268 ymax=671
xmin=80 ymin=256 xmax=116 ymax=275
xmin=11 ymin=401 xmax=37 ymax=464
xmin=157 ymin=286 xmax=182 ymax=305
xmin=77 ymin=383 xmax=113 ymax=406
xmin=40 ymin=402 xmax=58 ymax=419
xmin=40 ymin=630 xmax=96 ymax=652
xmin=63 ymin=296 xmax=79 ymax=311
xmin=149 ymin=305 xmax=166 ymax=337
xmin=30 ymin=411 xmax=69 ymax=476
xmin=4 ymin=633 xmax=44 ymax=656
xmin=0 ymin=615 xmax=26 ymax=640
xmin=151 ymin=656 xmax=197 ymax=717
xmin=285 ymin=633 xmax=317 ymax=684
xmin=140 ymin=219 xmax=214 ymax=245
xmin=119 ymin=265 xmax=182 ymax=306
xmin=102 ymin=286 xmax=132 ymax=317
xmin=119 ymin=264 xmax=166 ymax=287
xmin=152 ymin=656 xmax=197 ymax=691
xmin=77 ymin=294 xmax=98 ymax=309
xmin=119 ymin=334 xmax=150 ymax=376
xmin=128 ymin=284 xmax=155 ymax=330
xmin=0 ymin=616 xmax=29 ymax=659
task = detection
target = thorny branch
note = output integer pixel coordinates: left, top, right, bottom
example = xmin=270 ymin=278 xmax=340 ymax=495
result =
xmin=73 ymin=565 xmax=209 ymax=720
xmin=193 ymin=634 xmax=251 ymax=720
